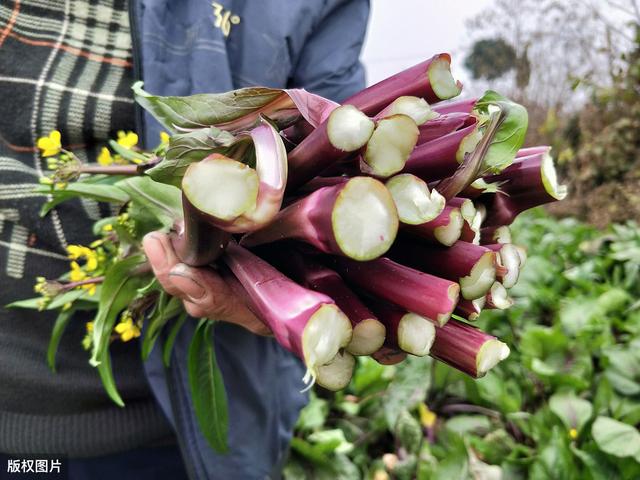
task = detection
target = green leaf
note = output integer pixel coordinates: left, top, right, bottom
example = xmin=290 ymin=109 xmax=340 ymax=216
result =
xmin=96 ymin=348 xmax=125 ymax=407
xmin=549 ymin=393 xmax=593 ymax=433
xmin=395 ymin=410 xmax=423 ymax=454
xmin=162 ymin=313 xmax=187 ymax=368
xmin=133 ymin=81 xmax=284 ymax=131
xmin=35 ymin=183 xmax=130 ymax=204
xmin=592 ymin=416 xmax=640 ymax=458
xmin=90 ymin=255 xmax=148 ymax=367
xmin=473 ymin=90 xmax=528 ymax=173
xmin=115 ymin=176 xmax=182 ymax=230
xmin=296 ymin=392 xmax=329 ymax=432
xmin=145 ymin=127 xmax=238 ymax=187
xmin=307 ymin=429 xmax=353 ymax=455
xmin=6 ymin=288 xmax=97 ymax=310
xmin=47 ymin=309 xmax=74 ymax=372
xmin=529 ymin=427 xmax=578 ymax=480
xmin=571 ymin=444 xmax=621 ymax=480
xmin=141 ymin=294 xmax=183 ymax=360
xmin=108 ymin=139 xmax=149 ymax=163
xmin=383 ymin=356 xmax=431 ymax=429
xmin=188 ymin=319 xmax=229 ymax=453
xmin=445 ymin=415 xmax=492 ymax=436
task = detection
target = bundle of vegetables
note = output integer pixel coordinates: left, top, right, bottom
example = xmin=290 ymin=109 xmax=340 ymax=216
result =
xmin=10 ymin=52 xmax=567 ymax=452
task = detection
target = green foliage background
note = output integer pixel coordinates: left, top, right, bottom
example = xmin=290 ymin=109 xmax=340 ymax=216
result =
xmin=285 ymin=211 xmax=640 ymax=479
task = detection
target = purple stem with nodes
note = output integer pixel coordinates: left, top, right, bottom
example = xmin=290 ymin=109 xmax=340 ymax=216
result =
xmin=417 ymin=112 xmax=470 ymax=145
xmin=327 ymin=255 xmax=459 ymax=327
xmin=432 ymin=97 xmax=478 ymax=115
xmin=242 ymin=177 xmax=399 ymax=261
xmin=266 ymin=250 xmax=386 ymax=356
xmin=364 ymin=297 xmax=435 ymax=357
xmin=448 ymin=197 xmax=481 ymax=245
xmin=343 ymin=53 xmax=462 ymax=116
xmin=403 ymin=205 xmax=463 ymax=247
xmin=482 ymin=190 xmax=559 ymax=228
xmin=402 ymin=120 xmax=481 ymax=182
xmin=454 ymin=297 xmax=486 ymax=322
xmin=430 ymin=319 xmax=510 ymax=378
xmin=390 ymin=239 xmax=497 ymax=300
xmin=286 ymin=105 xmax=374 ymax=189
xmin=222 ymin=242 xmax=352 ymax=386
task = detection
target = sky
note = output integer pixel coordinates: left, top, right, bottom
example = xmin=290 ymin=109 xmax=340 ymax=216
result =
xmin=361 ymin=0 xmax=494 ymax=87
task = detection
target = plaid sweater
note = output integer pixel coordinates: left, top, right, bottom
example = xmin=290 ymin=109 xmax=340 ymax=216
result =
xmin=0 ymin=0 xmax=173 ymax=457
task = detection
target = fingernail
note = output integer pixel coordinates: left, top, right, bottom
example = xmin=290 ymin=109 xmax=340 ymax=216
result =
xmin=169 ymin=264 xmax=206 ymax=300
xmin=143 ymin=233 xmax=168 ymax=269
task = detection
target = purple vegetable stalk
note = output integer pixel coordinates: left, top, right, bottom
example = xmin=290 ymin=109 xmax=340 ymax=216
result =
xmin=365 ymin=298 xmax=436 ymax=357
xmin=431 ymin=319 xmax=510 ymax=378
xmin=343 ymin=53 xmax=462 ymax=116
xmin=432 ymin=97 xmax=478 ymax=116
xmin=485 ymin=282 xmax=513 ymax=310
xmin=417 ymin=112 xmax=470 ymax=145
xmin=485 ymin=243 xmax=522 ymax=288
xmin=270 ymin=252 xmax=386 ymax=356
xmin=242 ymin=177 xmax=399 ymax=261
xmin=222 ymin=242 xmax=352 ymax=387
xmin=390 ymin=239 xmax=497 ymax=300
xmin=403 ymin=205 xmax=464 ymax=247
xmin=286 ymin=105 xmax=374 ymax=189
xmin=454 ymin=297 xmax=486 ymax=322
xmin=386 ymin=174 xmax=445 ymax=225
xmin=402 ymin=120 xmax=482 ymax=182
xmin=375 ymin=96 xmax=439 ymax=125
xmin=328 ymin=256 xmax=459 ymax=327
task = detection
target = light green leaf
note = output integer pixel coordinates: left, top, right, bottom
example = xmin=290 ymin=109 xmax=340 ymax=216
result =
xmin=549 ymin=393 xmax=593 ymax=433
xmin=47 ymin=309 xmax=74 ymax=372
xmin=296 ymin=392 xmax=329 ymax=432
xmin=36 ymin=183 xmax=130 ymax=204
xmin=96 ymin=348 xmax=124 ymax=407
xmin=6 ymin=288 xmax=96 ymax=310
xmin=188 ymin=319 xmax=229 ymax=453
xmin=474 ymin=90 xmax=528 ymax=173
xmin=115 ymin=176 xmax=182 ymax=230
xmin=162 ymin=313 xmax=187 ymax=368
xmin=592 ymin=416 xmax=640 ymax=458
xmin=108 ymin=139 xmax=149 ymax=163
xmin=133 ymin=81 xmax=286 ymax=131
xmin=383 ymin=356 xmax=431 ymax=429
xmin=395 ymin=410 xmax=423 ymax=454
xmin=307 ymin=429 xmax=353 ymax=455
xmin=141 ymin=294 xmax=183 ymax=360
xmin=445 ymin=415 xmax=492 ymax=436
xmin=90 ymin=255 xmax=148 ymax=367
xmin=145 ymin=127 xmax=242 ymax=187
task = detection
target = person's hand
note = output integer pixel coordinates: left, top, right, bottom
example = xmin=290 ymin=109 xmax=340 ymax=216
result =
xmin=142 ymin=232 xmax=270 ymax=336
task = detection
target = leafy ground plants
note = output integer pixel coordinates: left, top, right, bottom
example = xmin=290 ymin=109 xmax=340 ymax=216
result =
xmin=285 ymin=210 xmax=640 ymax=479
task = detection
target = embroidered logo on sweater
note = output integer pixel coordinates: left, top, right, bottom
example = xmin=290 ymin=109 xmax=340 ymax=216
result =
xmin=212 ymin=2 xmax=240 ymax=37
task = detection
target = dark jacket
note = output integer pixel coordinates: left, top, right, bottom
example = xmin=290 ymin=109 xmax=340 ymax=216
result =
xmin=132 ymin=1 xmax=369 ymax=478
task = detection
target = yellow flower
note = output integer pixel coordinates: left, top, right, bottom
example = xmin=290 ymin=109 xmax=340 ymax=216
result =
xmin=569 ymin=428 xmax=578 ymax=440
xmin=419 ymin=402 xmax=437 ymax=429
xmin=160 ymin=131 xmax=170 ymax=144
xmin=62 ymin=302 xmax=73 ymax=311
xmin=37 ymin=130 xmax=62 ymax=157
xmin=97 ymin=147 xmax=113 ymax=166
xmin=101 ymin=224 xmax=114 ymax=232
xmin=116 ymin=130 xmax=138 ymax=149
xmin=86 ymin=321 xmax=94 ymax=333
xmin=85 ymin=250 xmax=98 ymax=272
xmin=82 ymin=282 xmax=97 ymax=296
xmin=69 ymin=261 xmax=86 ymax=282
xmin=115 ymin=313 xmax=141 ymax=342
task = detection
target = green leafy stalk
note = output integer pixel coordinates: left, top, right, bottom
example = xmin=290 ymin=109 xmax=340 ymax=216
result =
xmin=47 ymin=309 xmax=74 ymax=372
xmin=163 ymin=312 xmax=188 ymax=368
xmin=473 ymin=90 xmax=528 ymax=173
xmin=188 ymin=319 xmax=229 ymax=453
